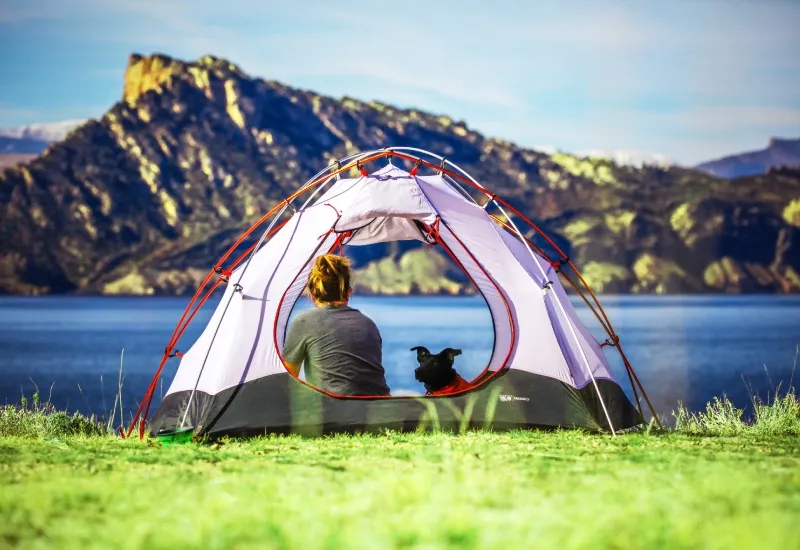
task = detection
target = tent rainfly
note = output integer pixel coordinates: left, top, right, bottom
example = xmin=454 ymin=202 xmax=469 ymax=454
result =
xmin=130 ymin=147 xmax=659 ymax=440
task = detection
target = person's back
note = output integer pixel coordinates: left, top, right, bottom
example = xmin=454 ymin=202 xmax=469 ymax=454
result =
xmin=283 ymin=305 xmax=389 ymax=396
xmin=281 ymin=254 xmax=390 ymax=397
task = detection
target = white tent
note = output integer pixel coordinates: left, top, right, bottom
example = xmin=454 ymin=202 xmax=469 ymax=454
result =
xmin=139 ymin=148 xmax=654 ymax=439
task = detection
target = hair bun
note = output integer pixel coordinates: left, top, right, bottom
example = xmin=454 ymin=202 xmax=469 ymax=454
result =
xmin=307 ymin=253 xmax=352 ymax=304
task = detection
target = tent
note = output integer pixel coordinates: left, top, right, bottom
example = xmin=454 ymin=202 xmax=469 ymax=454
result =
xmin=132 ymin=147 xmax=658 ymax=440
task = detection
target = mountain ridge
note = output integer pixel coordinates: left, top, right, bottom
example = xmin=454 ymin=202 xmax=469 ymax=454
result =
xmin=695 ymin=137 xmax=800 ymax=178
xmin=1 ymin=52 xmax=798 ymax=296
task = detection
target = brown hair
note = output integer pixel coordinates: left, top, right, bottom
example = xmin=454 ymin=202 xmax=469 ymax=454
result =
xmin=307 ymin=254 xmax=352 ymax=304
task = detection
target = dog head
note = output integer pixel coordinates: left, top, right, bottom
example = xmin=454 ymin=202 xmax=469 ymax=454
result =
xmin=410 ymin=346 xmax=462 ymax=393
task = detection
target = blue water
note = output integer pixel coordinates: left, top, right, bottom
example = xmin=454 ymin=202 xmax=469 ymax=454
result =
xmin=0 ymin=295 xmax=798 ymax=424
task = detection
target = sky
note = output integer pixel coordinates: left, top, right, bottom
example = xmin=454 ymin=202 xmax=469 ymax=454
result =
xmin=0 ymin=0 xmax=798 ymax=165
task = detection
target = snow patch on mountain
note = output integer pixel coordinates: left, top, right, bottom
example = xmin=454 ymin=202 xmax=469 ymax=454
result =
xmin=0 ymin=119 xmax=87 ymax=142
xmin=534 ymin=145 xmax=677 ymax=167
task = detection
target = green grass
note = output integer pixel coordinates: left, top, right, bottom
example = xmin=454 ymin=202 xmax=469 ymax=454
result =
xmin=0 ymin=395 xmax=106 ymax=440
xmin=1 ymin=431 xmax=799 ymax=549
xmin=2 ymin=393 xmax=800 ymax=549
xmin=674 ymin=391 xmax=800 ymax=437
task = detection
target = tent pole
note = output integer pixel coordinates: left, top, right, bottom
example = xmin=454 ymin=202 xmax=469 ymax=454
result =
xmin=545 ymin=289 xmax=617 ymax=435
xmin=482 ymin=212 xmax=648 ymax=423
xmin=177 ymin=162 xmax=353 ymax=429
xmin=617 ymin=344 xmax=663 ymax=429
xmin=492 ymin=202 xmax=617 ymax=436
xmin=341 ymin=148 xmax=641 ymax=433
xmin=178 ymin=203 xmax=291 ymax=430
xmin=399 ymin=146 xmax=620 ymax=435
xmin=176 ymin=154 xmax=377 ymax=430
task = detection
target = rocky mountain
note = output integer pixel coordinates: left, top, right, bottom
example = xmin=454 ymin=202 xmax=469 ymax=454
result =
xmin=695 ymin=138 xmax=800 ymax=179
xmin=0 ymin=53 xmax=798 ymax=296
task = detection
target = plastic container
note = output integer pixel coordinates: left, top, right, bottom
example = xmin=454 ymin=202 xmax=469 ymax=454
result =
xmin=155 ymin=427 xmax=194 ymax=446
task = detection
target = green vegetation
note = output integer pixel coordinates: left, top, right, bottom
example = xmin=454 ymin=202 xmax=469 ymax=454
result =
xmin=353 ymin=249 xmax=464 ymax=295
xmin=784 ymin=198 xmax=800 ymax=227
xmin=703 ymin=257 xmax=744 ymax=290
xmin=0 ymin=393 xmax=106 ymax=439
xmin=550 ymin=152 xmax=620 ymax=186
xmin=562 ymin=216 xmax=603 ymax=246
xmin=2 ymin=391 xmax=799 ymax=549
xmin=579 ymin=261 xmax=631 ymax=294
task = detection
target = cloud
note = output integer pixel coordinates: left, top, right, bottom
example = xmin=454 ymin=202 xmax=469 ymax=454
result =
xmin=459 ymin=100 xmax=800 ymax=165
xmin=0 ymin=104 xmax=42 ymax=119
xmin=1 ymin=0 xmax=799 ymax=164
xmin=666 ymin=106 xmax=800 ymax=134
xmin=0 ymin=0 xmax=76 ymax=22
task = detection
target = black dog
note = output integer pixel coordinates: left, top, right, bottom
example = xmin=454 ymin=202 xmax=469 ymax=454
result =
xmin=410 ymin=346 xmax=470 ymax=396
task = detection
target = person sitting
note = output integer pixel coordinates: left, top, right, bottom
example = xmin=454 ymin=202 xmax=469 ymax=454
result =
xmin=282 ymin=253 xmax=390 ymax=397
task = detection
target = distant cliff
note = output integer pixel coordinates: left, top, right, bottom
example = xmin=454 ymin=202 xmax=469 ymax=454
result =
xmin=0 ymin=53 xmax=798 ymax=296
xmin=695 ymin=137 xmax=800 ymax=179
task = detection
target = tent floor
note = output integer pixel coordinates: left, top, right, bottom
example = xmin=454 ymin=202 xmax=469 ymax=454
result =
xmin=150 ymin=370 xmax=643 ymax=439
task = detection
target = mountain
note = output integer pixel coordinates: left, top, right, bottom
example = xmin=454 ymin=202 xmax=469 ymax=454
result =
xmin=0 ymin=119 xmax=86 ymax=143
xmin=695 ymin=138 xmax=800 ymax=178
xmin=0 ymin=136 xmax=49 ymax=154
xmin=0 ymin=53 xmax=798 ymax=296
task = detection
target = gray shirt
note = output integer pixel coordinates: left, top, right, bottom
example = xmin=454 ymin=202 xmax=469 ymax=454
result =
xmin=282 ymin=305 xmax=390 ymax=396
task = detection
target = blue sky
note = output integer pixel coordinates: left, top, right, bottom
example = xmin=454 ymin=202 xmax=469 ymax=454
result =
xmin=0 ymin=0 xmax=798 ymax=164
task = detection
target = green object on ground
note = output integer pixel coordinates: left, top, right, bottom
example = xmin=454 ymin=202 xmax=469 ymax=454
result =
xmin=154 ymin=427 xmax=194 ymax=446
xmin=1 ymin=430 xmax=799 ymax=549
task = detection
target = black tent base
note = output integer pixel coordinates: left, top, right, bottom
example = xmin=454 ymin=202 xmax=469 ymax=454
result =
xmin=149 ymin=370 xmax=643 ymax=440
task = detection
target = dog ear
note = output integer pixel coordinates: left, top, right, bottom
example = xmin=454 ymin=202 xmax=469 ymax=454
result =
xmin=445 ymin=348 xmax=462 ymax=361
xmin=410 ymin=346 xmax=431 ymax=362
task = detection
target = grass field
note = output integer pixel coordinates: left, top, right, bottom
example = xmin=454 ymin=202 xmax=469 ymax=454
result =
xmin=1 ymin=389 xmax=799 ymax=549
xmin=1 ymin=428 xmax=799 ymax=550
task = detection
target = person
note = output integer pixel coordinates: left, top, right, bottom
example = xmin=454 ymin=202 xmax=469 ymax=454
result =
xmin=282 ymin=253 xmax=391 ymax=397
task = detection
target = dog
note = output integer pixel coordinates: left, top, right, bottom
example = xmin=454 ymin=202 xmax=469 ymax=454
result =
xmin=410 ymin=346 xmax=470 ymax=396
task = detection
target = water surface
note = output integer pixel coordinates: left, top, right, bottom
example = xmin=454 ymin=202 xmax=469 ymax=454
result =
xmin=0 ymin=295 xmax=797 ymax=424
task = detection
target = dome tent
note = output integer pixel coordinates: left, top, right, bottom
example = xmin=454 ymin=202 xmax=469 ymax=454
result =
xmin=131 ymin=147 xmax=658 ymax=440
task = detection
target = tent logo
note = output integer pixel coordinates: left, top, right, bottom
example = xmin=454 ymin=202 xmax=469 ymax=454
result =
xmin=499 ymin=394 xmax=530 ymax=403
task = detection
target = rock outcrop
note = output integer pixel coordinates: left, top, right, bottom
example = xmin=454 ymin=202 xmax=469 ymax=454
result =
xmin=1 ymin=53 xmax=799 ymax=295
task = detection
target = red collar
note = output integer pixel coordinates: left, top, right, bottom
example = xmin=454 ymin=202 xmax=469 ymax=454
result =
xmin=426 ymin=373 xmax=471 ymax=396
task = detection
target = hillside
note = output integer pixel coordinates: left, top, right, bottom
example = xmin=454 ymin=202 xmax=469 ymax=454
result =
xmin=695 ymin=137 xmax=800 ymax=178
xmin=0 ymin=53 xmax=798 ymax=296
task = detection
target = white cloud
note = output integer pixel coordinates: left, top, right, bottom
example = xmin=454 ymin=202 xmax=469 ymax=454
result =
xmin=2 ymin=0 xmax=799 ymax=164
xmin=0 ymin=119 xmax=86 ymax=141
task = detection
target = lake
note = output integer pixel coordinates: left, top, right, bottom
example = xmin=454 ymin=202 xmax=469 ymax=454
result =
xmin=1 ymin=295 xmax=798 ymax=426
